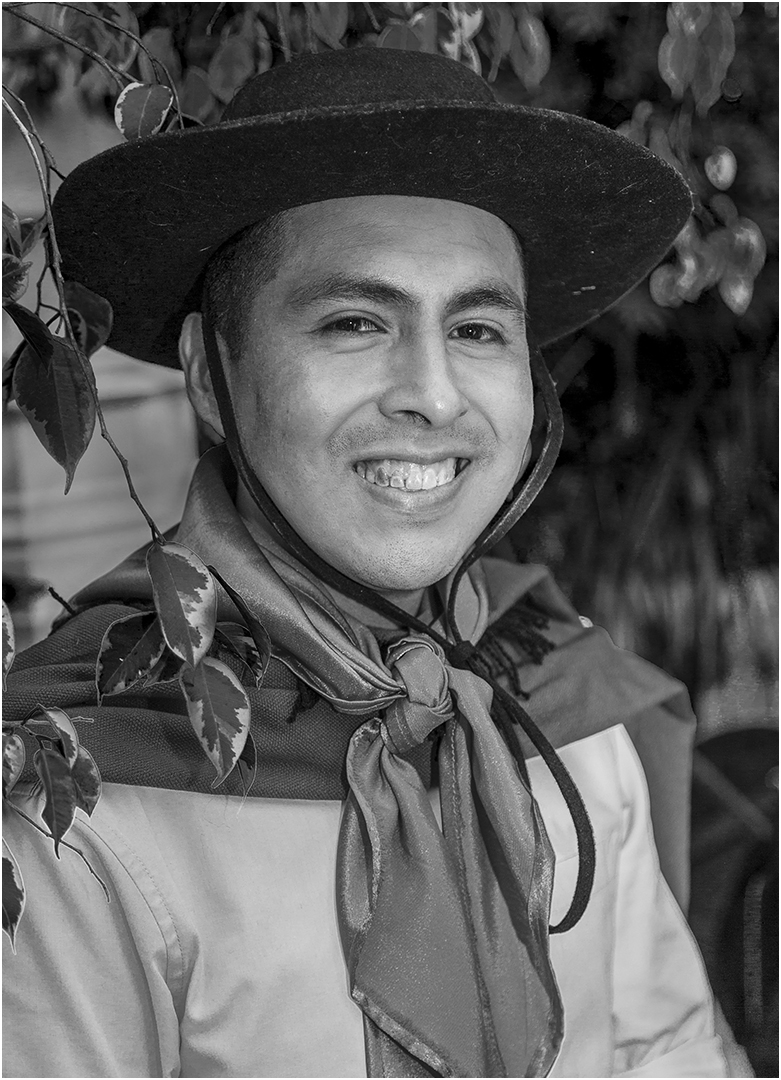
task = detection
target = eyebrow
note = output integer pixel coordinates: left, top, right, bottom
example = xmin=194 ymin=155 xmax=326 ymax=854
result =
xmin=284 ymin=272 xmax=526 ymax=323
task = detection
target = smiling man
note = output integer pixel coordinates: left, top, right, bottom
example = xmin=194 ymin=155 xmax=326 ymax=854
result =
xmin=183 ymin=196 xmax=533 ymax=604
xmin=3 ymin=49 xmax=729 ymax=1079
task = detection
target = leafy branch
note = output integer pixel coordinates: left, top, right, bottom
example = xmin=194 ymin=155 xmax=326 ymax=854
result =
xmin=2 ymin=93 xmax=163 ymax=540
xmin=6 ymin=5 xmax=131 ymax=92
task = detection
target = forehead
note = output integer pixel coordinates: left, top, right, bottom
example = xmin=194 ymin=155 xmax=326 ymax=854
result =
xmin=271 ymin=196 xmax=524 ymax=284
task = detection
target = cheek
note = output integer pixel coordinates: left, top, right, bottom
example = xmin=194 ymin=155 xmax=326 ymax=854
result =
xmin=484 ymin=364 xmax=534 ymax=463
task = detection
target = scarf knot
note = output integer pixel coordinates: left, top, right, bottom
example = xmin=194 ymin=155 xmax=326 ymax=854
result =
xmin=382 ymin=637 xmax=454 ymax=755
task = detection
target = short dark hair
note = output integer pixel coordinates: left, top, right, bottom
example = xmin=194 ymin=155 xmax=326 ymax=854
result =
xmin=202 ymin=206 xmax=526 ymax=357
xmin=201 ymin=210 xmax=290 ymax=356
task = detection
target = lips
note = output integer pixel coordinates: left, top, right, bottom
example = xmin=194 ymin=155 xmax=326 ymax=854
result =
xmin=354 ymin=457 xmax=468 ymax=491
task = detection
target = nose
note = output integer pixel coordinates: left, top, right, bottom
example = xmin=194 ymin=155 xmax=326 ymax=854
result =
xmin=377 ymin=324 xmax=468 ymax=428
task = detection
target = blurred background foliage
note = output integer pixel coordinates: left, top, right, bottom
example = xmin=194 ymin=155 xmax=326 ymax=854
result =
xmin=2 ymin=0 xmax=777 ymax=723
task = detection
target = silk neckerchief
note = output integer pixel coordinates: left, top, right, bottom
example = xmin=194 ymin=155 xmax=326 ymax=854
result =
xmin=66 ymin=447 xmax=566 ymax=1076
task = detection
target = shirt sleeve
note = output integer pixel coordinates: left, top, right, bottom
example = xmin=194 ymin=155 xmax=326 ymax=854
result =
xmin=2 ymin=792 xmax=184 ymax=1079
xmin=611 ymin=730 xmax=728 ymax=1078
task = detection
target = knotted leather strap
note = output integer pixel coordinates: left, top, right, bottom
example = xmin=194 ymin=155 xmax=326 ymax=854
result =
xmin=337 ymin=637 xmax=562 ymax=1078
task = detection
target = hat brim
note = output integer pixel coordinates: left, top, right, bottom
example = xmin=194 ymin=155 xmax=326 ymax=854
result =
xmin=53 ymin=100 xmax=692 ymax=366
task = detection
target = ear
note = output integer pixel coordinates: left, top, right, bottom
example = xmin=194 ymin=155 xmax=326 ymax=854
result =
xmin=179 ymin=312 xmax=225 ymax=443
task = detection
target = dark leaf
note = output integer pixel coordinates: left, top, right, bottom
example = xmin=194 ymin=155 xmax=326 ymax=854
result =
xmin=214 ymin=622 xmax=268 ymax=686
xmin=143 ymin=645 xmax=186 ymax=686
xmin=179 ymin=658 xmax=251 ymax=786
xmin=2 ymin=843 xmax=25 ymax=952
xmin=4 ymin=302 xmax=56 ymax=365
xmin=71 ymin=745 xmax=101 ymax=817
xmin=3 ymin=253 xmax=31 ymax=304
xmin=310 ymin=2 xmax=349 ymax=48
xmin=34 ymin=746 xmax=77 ymax=856
xmin=146 ymin=542 xmax=216 ymax=667
xmin=180 ymin=66 xmax=215 ymax=121
xmin=208 ymin=566 xmax=272 ymax=684
xmin=377 ymin=24 xmax=423 ymax=50
xmin=2 ymin=732 xmax=25 ymax=799
xmin=19 ymin=216 xmax=47 ymax=258
xmin=408 ymin=7 xmax=439 ymax=52
xmin=509 ymin=11 xmax=551 ymax=89
xmin=114 ymin=81 xmax=174 ymax=140
xmin=12 ymin=337 xmax=96 ymax=493
xmin=2 ymin=599 xmax=14 ymax=690
xmin=237 ymin=728 xmax=258 ymax=800
xmin=27 ymin=704 xmax=80 ymax=766
xmin=254 ymin=19 xmax=273 ymax=74
xmin=2 ymin=341 xmax=24 ymax=409
xmin=92 ymin=1 xmax=140 ymax=70
xmin=2 ymin=203 xmax=21 ymax=256
xmin=96 ymin=611 xmax=166 ymax=700
xmin=208 ymin=37 xmax=256 ymax=104
xmin=137 ymin=26 xmax=181 ymax=86
xmin=63 ymin=281 xmax=113 ymax=358
xmin=486 ymin=2 xmax=515 ymax=80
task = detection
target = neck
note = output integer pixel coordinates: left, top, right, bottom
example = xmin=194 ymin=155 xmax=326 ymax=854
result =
xmin=235 ymin=481 xmax=428 ymax=630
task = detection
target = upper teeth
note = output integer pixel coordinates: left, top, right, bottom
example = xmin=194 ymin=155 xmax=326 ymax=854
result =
xmin=355 ymin=458 xmax=459 ymax=490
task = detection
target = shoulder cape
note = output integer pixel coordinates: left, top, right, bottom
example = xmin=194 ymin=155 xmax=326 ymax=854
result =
xmin=5 ymin=551 xmax=692 ymax=801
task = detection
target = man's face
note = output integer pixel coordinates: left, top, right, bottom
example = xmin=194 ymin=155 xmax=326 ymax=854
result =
xmin=226 ymin=195 xmax=533 ymax=594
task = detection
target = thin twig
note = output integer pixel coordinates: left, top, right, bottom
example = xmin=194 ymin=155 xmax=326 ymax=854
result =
xmin=1 ymin=84 xmax=65 ymax=180
xmin=6 ymin=7 xmax=130 ymax=91
xmin=9 ymin=2 xmax=184 ymax=129
xmin=2 ymin=95 xmax=163 ymax=543
xmin=276 ymin=1 xmax=292 ymax=60
xmin=7 ymin=804 xmax=111 ymax=902
xmin=362 ymin=2 xmax=382 ymax=32
xmin=206 ymin=2 xmax=226 ymax=35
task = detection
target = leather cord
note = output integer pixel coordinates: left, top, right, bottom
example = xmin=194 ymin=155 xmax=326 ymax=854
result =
xmin=200 ymin=307 xmax=595 ymax=933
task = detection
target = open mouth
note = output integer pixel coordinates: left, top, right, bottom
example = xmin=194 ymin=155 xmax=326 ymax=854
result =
xmin=354 ymin=457 xmax=469 ymax=491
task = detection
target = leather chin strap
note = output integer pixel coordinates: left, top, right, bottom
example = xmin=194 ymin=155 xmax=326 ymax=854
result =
xmin=200 ymin=307 xmax=595 ymax=934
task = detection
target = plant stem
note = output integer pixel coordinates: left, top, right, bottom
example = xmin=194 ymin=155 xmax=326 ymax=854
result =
xmin=6 ymin=7 xmax=130 ymax=91
xmin=7 ymin=803 xmax=111 ymax=902
xmin=1 ymin=94 xmax=163 ymax=544
xmin=8 ymin=3 xmax=184 ymax=128
xmin=276 ymin=2 xmax=292 ymax=59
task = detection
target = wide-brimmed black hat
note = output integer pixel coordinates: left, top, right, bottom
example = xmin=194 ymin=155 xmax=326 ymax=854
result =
xmin=53 ymin=47 xmax=692 ymax=367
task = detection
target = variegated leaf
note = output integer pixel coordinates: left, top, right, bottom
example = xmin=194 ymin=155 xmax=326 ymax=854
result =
xmin=208 ymin=567 xmax=272 ymax=687
xmin=27 ymin=704 xmax=80 ymax=766
xmin=2 ymin=841 xmax=25 ymax=952
xmin=2 ymin=202 xmax=21 ymax=256
xmin=147 ymin=542 xmax=216 ymax=667
xmin=19 ymin=215 xmax=46 ymax=258
xmin=2 ymin=599 xmax=14 ymax=690
xmin=71 ymin=745 xmax=101 ymax=817
xmin=12 ymin=336 xmax=97 ymax=494
xmin=33 ymin=746 xmax=77 ymax=856
xmin=114 ymin=81 xmax=173 ymax=140
xmin=2 ymin=732 xmax=25 ymax=798
xmin=143 ymin=646 xmax=185 ymax=688
xmin=179 ymin=658 xmax=250 ymax=787
xmin=214 ymin=623 xmax=268 ymax=687
xmin=96 ymin=611 xmax=166 ymax=700
xmin=64 ymin=281 xmax=113 ymax=359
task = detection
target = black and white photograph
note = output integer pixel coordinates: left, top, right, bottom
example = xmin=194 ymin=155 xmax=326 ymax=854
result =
xmin=2 ymin=3 xmax=777 ymax=1077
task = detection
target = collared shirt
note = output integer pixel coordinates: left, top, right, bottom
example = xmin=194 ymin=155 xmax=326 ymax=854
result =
xmin=4 ymin=722 xmax=726 ymax=1078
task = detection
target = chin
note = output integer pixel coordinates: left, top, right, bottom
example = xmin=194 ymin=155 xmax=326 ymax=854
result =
xmin=337 ymin=545 xmax=468 ymax=596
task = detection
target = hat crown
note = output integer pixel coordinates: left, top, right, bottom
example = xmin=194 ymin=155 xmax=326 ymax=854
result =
xmin=225 ymin=47 xmax=496 ymax=120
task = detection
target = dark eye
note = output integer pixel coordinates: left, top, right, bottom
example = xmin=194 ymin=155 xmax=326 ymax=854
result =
xmin=323 ymin=316 xmax=380 ymax=334
xmin=452 ymin=323 xmax=503 ymax=343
